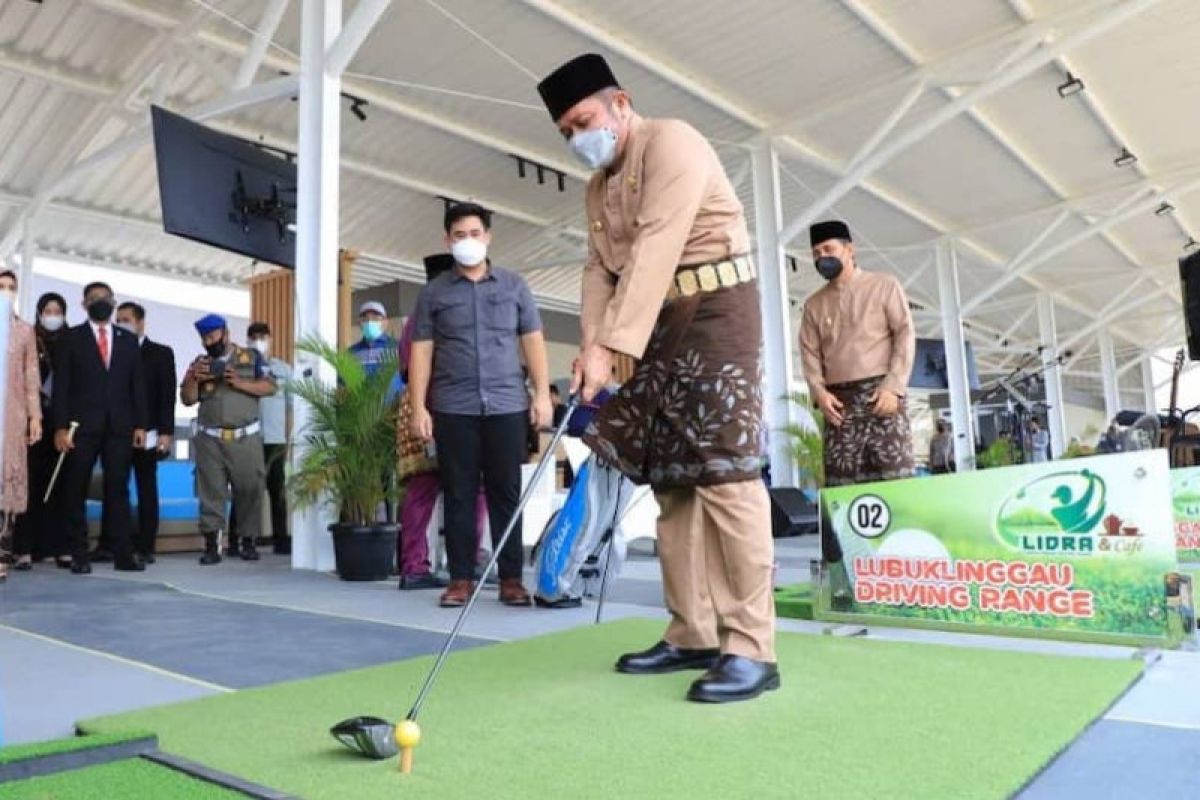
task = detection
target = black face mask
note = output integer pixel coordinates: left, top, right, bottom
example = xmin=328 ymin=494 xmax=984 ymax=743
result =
xmin=814 ymin=256 xmax=844 ymax=281
xmin=205 ymin=338 xmax=226 ymax=359
xmin=86 ymin=298 xmax=114 ymax=322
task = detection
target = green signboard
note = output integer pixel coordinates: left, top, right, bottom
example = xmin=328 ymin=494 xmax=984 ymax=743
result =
xmin=1172 ymin=466 xmax=1200 ymax=562
xmin=818 ymin=451 xmax=1181 ymax=644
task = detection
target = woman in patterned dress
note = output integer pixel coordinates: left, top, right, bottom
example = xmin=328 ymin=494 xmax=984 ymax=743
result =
xmin=0 ymin=270 xmax=43 ymax=580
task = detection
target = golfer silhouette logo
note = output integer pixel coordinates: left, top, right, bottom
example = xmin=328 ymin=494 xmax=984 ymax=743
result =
xmin=995 ymin=470 xmax=1107 ymax=554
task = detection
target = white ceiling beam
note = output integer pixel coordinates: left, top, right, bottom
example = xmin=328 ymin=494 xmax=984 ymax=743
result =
xmin=1005 ymin=0 xmax=1200 ymax=272
xmin=771 ymin=0 xmax=1110 ymax=135
xmin=1059 ymin=278 xmax=1154 ymax=355
xmin=962 ymin=175 xmax=1200 ymax=314
xmin=517 ymin=0 xmax=1150 ymax=352
xmin=0 ymin=190 xmax=162 ymax=233
xmin=0 ymin=6 xmax=208 ymax=260
xmin=33 ymin=245 xmax=246 ymax=289
xmin=326 ymin=0 xmax=392 ymax=78
xmin=841 ymin=0 xmax=1178 ymax=308
xmin=88 ymin=0 xmax=592 ymax=183
xmin=949 ymin=161 xmax=1200 ymax=237
xmin=778 ymin=0 xmax=1166 ymax=247
xmin=0 ymin=46 xmax=117 ymax=98
xmin=996 ymin=208 xmax=1073 ymax=274
xmin=232 ymin=0 xmax=290 ymax=89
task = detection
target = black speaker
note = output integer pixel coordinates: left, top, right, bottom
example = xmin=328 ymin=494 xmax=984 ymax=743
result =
xmin=770 ymin=488 xmax=819 ymax=538
xmin=1180 ymin=251 xmax=1200 ymax=361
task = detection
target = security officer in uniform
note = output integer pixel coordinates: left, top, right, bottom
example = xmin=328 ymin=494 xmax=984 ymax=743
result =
xmin=181 ymin=314 xmax=276 ymax=565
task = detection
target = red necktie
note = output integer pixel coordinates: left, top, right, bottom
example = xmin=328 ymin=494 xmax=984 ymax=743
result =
xmin=97 ymin=326 xmax=109 ymax=368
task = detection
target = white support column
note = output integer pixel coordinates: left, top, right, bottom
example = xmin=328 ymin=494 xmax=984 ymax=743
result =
xmin=1037 ymin=294 xmax=1067 ymax=458
xmin=750 ymin=138 xmax=798 ymax=487
xmin=935 ymin=239 xmax=976 ymax=470
xmin=291 ymin=0 xmax=342 ymax=572
xmin=1097 ymin=329 xmax=1120 ymax=421
xmin=1141 ymin=354 xmax=1158 ymax=414
xmin=17 ymin=216 xmax=34 ymax=318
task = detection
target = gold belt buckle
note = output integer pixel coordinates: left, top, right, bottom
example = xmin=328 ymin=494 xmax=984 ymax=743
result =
xmin=221 ymin=429 xmax=236 ymax=442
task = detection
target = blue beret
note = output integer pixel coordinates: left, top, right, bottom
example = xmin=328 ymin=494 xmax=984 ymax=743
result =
xmin=194 ymin=313 xmax=227 ymax=336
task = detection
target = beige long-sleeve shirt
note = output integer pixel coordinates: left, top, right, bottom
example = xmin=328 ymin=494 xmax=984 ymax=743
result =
xmin=799 ymin=269 xmax=915 ymax=398
xmin=581 ymin=114 xmax=749 ymax=358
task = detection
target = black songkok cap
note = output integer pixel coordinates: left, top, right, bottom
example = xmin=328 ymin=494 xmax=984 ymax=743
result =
xmin=423 ymin=253 xmax=456 ymax=283
xmin=537 ymin=54 xmax=620 ymax=122
xmin=809 ymin=220 xmax=852 ymax=248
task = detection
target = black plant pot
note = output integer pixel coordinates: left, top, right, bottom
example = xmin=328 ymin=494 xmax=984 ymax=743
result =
xmin=329 ymin=523 xmax=398 ymax=581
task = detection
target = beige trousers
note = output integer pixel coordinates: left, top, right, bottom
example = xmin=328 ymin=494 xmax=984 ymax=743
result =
xmin=654 ymin=479 xmax=776 ymax=662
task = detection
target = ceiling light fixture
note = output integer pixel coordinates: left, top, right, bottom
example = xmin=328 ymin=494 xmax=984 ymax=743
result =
xmin=1057 ymin=72 xmax=1085 ymax=98
xmin=1113 ymin=147 xmax=1137 ymax=168
xmin=1156 ymin=202 xmax=1176 ymax=217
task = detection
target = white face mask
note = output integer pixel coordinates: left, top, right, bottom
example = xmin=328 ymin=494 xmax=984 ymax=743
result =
xmin=570 ymin=126 xmax=618 ymax=171
xmin=451 ymin=237 xmax=488 ymax=267
xmin=40 ymin=314 xmax=65 ymax=332
xmin=0 ymin=288 xmax=15 ymax=306
xmin=251 ymin=338 xmax=270 ymax=357
xmin=116 ymin=321 xmax=138 ymax=336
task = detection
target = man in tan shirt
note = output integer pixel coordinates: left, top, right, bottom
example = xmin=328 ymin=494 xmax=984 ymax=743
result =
xmin=799 ymin=220 xmax=916 ymax=486
xmin=538 ymin=53 xmax=777 ymax=703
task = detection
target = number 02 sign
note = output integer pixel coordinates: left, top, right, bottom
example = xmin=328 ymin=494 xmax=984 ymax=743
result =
xmin=848 ymin=494 xmax=891 ymax=538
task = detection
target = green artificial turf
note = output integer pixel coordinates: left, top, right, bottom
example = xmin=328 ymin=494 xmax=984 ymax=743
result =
xmin=0 ymin=731 xmax=153 ymax=765
xmin=773 ymin=581 xmax=814 ymax=620
xmin=0 ymin=758 xmax=242 ymax=799
xmin=80 ymin=618 xmax=1141 ymax=800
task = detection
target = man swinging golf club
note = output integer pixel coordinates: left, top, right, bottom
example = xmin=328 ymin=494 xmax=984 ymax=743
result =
xmin=537 ymin=54 xmax=778 ymax=703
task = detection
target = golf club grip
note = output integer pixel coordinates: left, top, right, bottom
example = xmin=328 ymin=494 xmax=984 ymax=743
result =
xmin=407 ymin=400 xmax=581 ymax=721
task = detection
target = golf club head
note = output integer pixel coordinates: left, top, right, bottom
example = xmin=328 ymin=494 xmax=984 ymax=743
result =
xmin=330 ymin=716 xmax=399 ymax=760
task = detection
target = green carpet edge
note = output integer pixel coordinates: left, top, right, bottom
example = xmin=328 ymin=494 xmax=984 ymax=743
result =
xmin=0 ymin=729 xmax=156 ymax=765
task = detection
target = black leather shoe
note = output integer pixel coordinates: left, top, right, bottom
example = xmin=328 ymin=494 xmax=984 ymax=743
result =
xmin=142 ymin=553 xmax=156 ymax=565
xmin=71 ymin=561 xmax=92 ymax=575
xmin=114 ymin=554 xmax=146 ymax=572
xmin=89 ymin=549 xmax=114 ymax=563
xmin=399 ymin=572 xmax=448 ymax=590
xmin=615 ymin=641 xmax=721 ymax=674
xmin=687 ymin=655 xmax=780 ymax=703
xmin=240 ymin=539 xmax=260 ymax=561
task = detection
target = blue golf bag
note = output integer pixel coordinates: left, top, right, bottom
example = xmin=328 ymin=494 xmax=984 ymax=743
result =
xmin=532 ymin=390 xmax=635 ymax=608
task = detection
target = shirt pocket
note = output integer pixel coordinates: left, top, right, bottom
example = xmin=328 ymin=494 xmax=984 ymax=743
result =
xmin=484 ymin=295 xmax=518 ymax=332
xmin=432 ymin=299 xmax=470 ymax=337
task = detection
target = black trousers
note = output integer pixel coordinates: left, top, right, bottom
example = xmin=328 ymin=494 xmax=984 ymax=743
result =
xmin=230 ymin=443 xmax=289 ymax=545
xmin=131 ymin=448 xmax=160 ymax=556
xmin=13 ymin=433 xmax=63 ymax=558
xmin=62 ymin=432 xmax=135 ymax=562
xmin=434 ymin=411 xmax=527 ymax=581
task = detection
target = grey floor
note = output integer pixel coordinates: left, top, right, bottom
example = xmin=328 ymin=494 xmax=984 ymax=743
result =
xmin=1 ymin=537 xmax=1198 ymax=798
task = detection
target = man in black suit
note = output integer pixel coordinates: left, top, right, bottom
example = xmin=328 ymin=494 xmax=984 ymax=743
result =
xmin=53 ymin=282 xmax=148 ymax=573
xmin=116 ymin=302 xmax=176 ymax=563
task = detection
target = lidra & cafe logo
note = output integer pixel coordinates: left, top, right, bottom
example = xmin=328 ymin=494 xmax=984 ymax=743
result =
xmin=994 ymin=469 xmax=1144 ymax=555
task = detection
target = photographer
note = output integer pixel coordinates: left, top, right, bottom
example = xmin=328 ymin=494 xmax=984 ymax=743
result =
xmin=181 ymin=314 xmax=275 ymax=565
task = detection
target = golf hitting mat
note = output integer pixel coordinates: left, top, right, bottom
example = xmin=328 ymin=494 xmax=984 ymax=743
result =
xmin=76 ymin=618 xmax=1141 ymax=799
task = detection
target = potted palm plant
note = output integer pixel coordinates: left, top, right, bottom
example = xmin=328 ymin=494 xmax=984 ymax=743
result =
xmin=782 ymin=392 xmax=825 ymax=493
xmin=288 ymin=335 xmax=401 ymax=581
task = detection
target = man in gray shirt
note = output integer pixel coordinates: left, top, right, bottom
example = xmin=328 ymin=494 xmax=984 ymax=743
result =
xmin=409 ymin=202 xmax=552 ymax=608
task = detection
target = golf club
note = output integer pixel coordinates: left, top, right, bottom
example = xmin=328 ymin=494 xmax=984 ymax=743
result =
xmin=44 ymin=421 xmax=80 ymax=503
xmin=406 ymin=396 xmax=580 ymax=722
